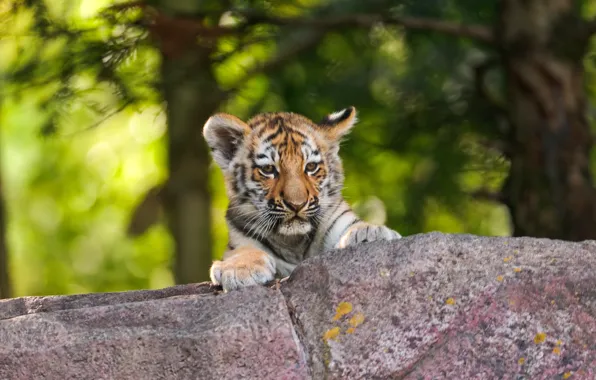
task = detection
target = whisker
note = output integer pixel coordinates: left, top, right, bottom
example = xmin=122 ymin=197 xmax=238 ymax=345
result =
xmin=226 ymin=204 xmax=257 ymax=211
xmin=229 ymin=209 xmax=260 ymax=219
xmin=257 ymin=214 xmax=273 ymax=240
xmin=246 ymin=213 xmax=264 ymax=238
xmin=260 ymin=215 xmax=276 ymax=240
xmin=244 ymin=212 xmax=267 ymax=238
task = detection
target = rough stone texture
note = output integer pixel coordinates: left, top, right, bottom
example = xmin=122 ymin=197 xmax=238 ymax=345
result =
xmin=0 ymin=283 xmax=213 ymax=320
xmin=1 ymin=233 xmax=596 ymax=379
xmin=282 ymin=233 xmax=596 ymax=379
xmin=0 ymin=285 xmax=308 ymax=380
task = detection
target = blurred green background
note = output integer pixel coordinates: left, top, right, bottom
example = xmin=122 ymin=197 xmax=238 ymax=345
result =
xmin=3 ymin=0 xmax=593 ymax=297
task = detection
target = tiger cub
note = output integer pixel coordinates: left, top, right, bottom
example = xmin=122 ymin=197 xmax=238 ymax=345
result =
xmin=203 ymin=106 xmax=401 ymax=292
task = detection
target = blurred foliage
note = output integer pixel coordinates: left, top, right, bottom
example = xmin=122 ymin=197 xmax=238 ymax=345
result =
xmin=0 ymin=0 xmax=519 ymax=297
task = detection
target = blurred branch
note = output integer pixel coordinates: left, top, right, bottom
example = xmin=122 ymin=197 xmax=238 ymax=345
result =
xmin=103 ymin=2 xmax=494 ymax=84
xmin=468 ymin=188 xmax=505 ymax=203
xmin=107 ymin=1 xmax=145 ymax=11
xmin=105 ymin=2 xmax=237 ymax=42
xmin=226 ymin=12 xmax=492 ymax=94
xmin=238 ymin=12 xmax=495 ymax=44
xmin=105 ymin=3 xmax=494 ymax=44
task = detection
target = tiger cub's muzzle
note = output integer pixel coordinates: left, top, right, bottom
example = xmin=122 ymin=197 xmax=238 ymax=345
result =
xmin=267 ymin=196 xmax=320 ymax=220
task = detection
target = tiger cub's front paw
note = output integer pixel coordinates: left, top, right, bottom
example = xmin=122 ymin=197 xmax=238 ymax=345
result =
xmin=336 ymin=223 xmax=401 ymax=249
xmin=209 ymin=246 xmax=276 ymax=292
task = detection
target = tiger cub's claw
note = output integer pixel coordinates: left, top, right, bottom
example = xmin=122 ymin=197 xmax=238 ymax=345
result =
xmin=336 ymin=223 xmax=401 ymax=249
xmin=210 ymin=247 xmax=276 ymax=292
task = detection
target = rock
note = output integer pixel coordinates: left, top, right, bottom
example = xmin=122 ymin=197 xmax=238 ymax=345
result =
xmin=1 ymin=232 xmax=596 ymax=379
xmin=0 ymin=284 xmax=309 ymax=380
xmin=0 ymin=283 xmax=213 ymax=320
xmin=282 ymin=232 xmax=596 ymax=379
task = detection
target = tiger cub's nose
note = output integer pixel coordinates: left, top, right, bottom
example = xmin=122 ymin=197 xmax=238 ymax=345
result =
xmin=283 ymin=199 xmax=308 ymax=212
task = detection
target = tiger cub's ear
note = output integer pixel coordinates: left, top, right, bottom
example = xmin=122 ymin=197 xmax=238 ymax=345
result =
xmin=203 ymin=113 xmax=251 ymax=169
xmin=318 ymin=106 xmax=358 ymax=142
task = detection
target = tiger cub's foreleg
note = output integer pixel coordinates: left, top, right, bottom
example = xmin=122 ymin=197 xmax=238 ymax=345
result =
xmin=209 ymin=246 xmax=277 ymax=292
xmin=336 ymin=222 xmax=401 ymax=249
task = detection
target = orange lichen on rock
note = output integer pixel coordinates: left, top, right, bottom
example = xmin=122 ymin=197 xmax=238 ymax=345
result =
xmin=323 ymin=327 xmax=340 ymax=341
xmin=332 ymin=302 xmax=353 ymax=321
xmin=346 ymin=327 xmax=355 ymax=334
xmin=552 ymin=347 xmax=561 ymax=355
xmin=563 ymin=371 xmax=572 ymax=379
xmin=496 ymin=275 xmax=504 ymax=282
xmin=503 ymin=256 xmax=512 ymax=263
xmin=534 ymin=332 xmax=546 ymax=344
xmin=446 ymin=297 xmax=456 ymax=305
xmin=349 ymin=313 xmax=365 ymax=328
xmin=513 ymin=267 xmax=522 ymax=273
xmin=518 ymin=357 xmax=525 ymax=365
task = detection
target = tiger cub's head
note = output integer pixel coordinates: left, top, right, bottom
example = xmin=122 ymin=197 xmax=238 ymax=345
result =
xmin=203 ymin=107 xmax=357 ymax=237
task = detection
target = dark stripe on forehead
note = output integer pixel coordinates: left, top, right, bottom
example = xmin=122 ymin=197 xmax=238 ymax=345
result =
xmin=252 ymin=116 xmax=315 ymax=163
xmin=256 ymin=115 xmax=283 ymax=136
xmin=276 ymin=143 xmax=288 ymax=156
xmin=288 ymin=128 xmax=307 ymax=139
xmin=258 ymin=116 xmax=308 ymax=140
xmin=288 ymin=134 xmax=300 ymax=149
xmin=262 ymin=125 xmax=285 ymax=143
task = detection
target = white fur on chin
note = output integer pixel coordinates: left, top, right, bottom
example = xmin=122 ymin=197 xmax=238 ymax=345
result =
xmin=277 ymin=219 xmax=312 ymax=236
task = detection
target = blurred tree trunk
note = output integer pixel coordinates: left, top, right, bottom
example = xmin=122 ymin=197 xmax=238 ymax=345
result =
xmin=0 ymin=175 xmax=11 ymax=299
xmin=0 ymin=94 xmax=10 ymax=298
xmin=499 ymin=0 xmax=596 ymax=240
xmin=152 ymin=0 xmax=223 ymax=283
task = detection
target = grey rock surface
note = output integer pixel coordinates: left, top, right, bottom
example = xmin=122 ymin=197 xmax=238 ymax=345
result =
xmin=282 ymin=233 xmax=596 ymax=379
xmin=1 ymin=232 xmax=596 ymax=379
xmin=0 ymin=284 xmax=308 ymax=380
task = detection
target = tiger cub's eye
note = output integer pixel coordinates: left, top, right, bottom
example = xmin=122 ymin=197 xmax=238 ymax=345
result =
xmin=260 ymin=165 xmax=276 ymax=175
xmin=305 ymin=162 xmax=318 ymax=172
